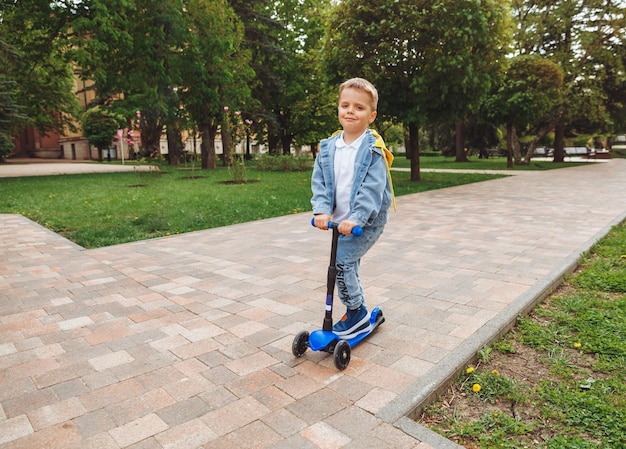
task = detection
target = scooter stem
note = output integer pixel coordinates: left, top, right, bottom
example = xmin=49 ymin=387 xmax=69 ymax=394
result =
xmin=322 ymin=226 xmax=340 ymax=331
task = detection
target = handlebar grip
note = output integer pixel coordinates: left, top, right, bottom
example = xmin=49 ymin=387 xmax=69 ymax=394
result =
xmin=310 ymin=217 xmax=363 ymax=236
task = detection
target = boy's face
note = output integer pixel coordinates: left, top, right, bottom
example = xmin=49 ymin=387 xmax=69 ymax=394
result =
xmin=338 ymin=87 xmax=377 ymax=138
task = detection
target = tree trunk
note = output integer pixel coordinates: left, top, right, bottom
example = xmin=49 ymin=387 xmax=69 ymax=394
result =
xmin=166 ymin=123 xmax=183 ymax=166
xmin=199 ymin=123 xmax=217 ymax=169
xmin=281 ymin=131 xmax=292 ymax=155
xmin=221 ymin=116 xmax=232 ymax=167
xmin=507 ymin=124 xmax=523 ymax=165
xmin=454 ymin=119 xmax=469 ymax=162
xmin=523 ymin=123 xmax=552 ymax=164
xmin=407 ymin=122 xmax=421 ymax=182
xmin=267 ymin=130 xmax=280 ymax=155
xmin=505 ymin=123 xmax=514 ymax=168
xmin=309 ymin=143 xmax=318 ymax=159
xmin=139 ymin=109 xmax=162 ymax=157
xmin=553 ymin=118 xmax=565 ymax=163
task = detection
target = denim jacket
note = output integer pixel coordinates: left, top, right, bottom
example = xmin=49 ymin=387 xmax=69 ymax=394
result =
xmin=311 ymin=129 xmax=393 ymax=228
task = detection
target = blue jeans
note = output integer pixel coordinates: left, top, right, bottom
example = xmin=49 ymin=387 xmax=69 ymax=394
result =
xmin=335 ymin=225 xmax=384 ymax=310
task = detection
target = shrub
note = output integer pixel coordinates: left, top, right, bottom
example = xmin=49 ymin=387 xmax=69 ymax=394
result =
xmin=254 ymin=154 xmax=313 ymax=172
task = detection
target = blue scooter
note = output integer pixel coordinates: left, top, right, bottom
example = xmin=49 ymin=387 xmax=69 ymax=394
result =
xmin=292 ymin=219 xmax=385 ymax=370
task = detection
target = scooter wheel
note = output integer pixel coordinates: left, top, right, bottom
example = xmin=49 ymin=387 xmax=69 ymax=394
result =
xmin=292 ymin=331 xmax=309 ymax=357
xmin=333 ymin=340 xmax=351 ymax=370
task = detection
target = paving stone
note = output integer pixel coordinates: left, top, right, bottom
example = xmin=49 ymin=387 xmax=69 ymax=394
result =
xmin=0 ymin=414 xmax=34 ymax=445
xmin=200 ymin=396 xmax=270 ymax=436
xmin=200 ymin=420 xmax=282 ymax=449
xmin=155 ymin=396 xmax=212 ymax=427
xmin=2 ymin=160 xmax=626 ymax=448
xmin=73 ymin=409 xmax=117 ymax=439
xmin=108 ymin=413 xmax=169 ymax=448
xmin=28 ymin=397 xmax=87 ymax=430
xmin=300 ymin=421 xmax=351 ymax=449
xmin=286 ymin=389 xmax=352 ymax=425
xmin=154 ymin=418 xmax=217 ymax=449
xmin=105 ymin=388 xmax=177 ymax=426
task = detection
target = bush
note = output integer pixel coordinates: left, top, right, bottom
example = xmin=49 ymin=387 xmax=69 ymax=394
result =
xmin=254 ymin=154 xmax=313 ymax=171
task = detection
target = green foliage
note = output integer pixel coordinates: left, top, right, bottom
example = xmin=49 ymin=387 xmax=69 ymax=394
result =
xmin=0 ymin=0 xmax=81 ymax=136
xmin=0 ymin=77 xmax=26 ymax=160
xmin=484 ymin=55 xmax=564 ymax=130
xmin=228 ymin=154 xmax=247 ymax=183
xmin=575 ymin=224 xmax=626 ymax=293
xmin=462 ymin=367 xmax=525 ymax=405
xmin=444 ymin=411 xmax=535 ymax=449
xmin=82 ymin=107 xmax=124 ymax=151
xmin=254 ymin=155 xmax=314 ymax=172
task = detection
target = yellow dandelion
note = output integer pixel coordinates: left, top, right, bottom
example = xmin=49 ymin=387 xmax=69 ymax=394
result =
xmin=574 ymin=342 xmax=582 ymax=348
xmin=472 ymin=384 xmax=481 ymax=393
xmin=466 ymin=366 xmax=475 ymax=374
xmin=491 ymin=369 xmax=500 ymax=375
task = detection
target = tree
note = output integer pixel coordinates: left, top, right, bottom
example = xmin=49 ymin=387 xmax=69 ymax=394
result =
xmin=70 ymin=0 xmax=188 ymax=160
xmin=322 ymin=0 xmax=430 ymax=180
xmin=414 ymin=0 xmax=512 ymax=163
xmin=484 ymin=55 xmax=564 ymax=166
xmin=287 ymin=0 xmax=338 ymax=157
xmin=511 ymin=0 xmax=626 ymax=162
xmin=179 ymin=0 xmax=253 ymax=169
xmin=256 ymin=0 xmax=334 ymax=156
xmin=322 ymin=0 xmax=511 ymax=180
xmin=82 ymin=107 xmax=123 ymax=161
xmin=1 ymin=1 xmax=81 ymax=140
xmin=0 ymin=28 xmax=27 ymax=161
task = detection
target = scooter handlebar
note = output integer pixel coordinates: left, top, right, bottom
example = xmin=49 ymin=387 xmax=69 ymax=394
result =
xmin=311 ymin=217 xmax=362 ymax=237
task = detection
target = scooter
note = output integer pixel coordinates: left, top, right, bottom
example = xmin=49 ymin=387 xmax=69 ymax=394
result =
xmin=292 ymin=219 xmax=385 ymax=370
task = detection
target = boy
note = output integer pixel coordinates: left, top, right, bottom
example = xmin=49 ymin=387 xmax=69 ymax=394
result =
xmin=311 ymin=77 xmax=394 ymax=339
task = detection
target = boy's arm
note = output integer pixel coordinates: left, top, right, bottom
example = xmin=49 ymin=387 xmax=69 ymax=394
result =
xmin=310 ymin=151 xmax=334 ymax=222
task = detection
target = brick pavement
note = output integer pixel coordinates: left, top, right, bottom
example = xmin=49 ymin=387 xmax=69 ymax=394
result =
xmin=1 ymin=159 xmax=625 ymax=448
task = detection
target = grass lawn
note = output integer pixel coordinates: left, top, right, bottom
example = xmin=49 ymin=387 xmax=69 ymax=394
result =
xmin=418 ymin=222 xmax=626 ymax=449
xmin=0 ymin=164 xmax=503 ymax=248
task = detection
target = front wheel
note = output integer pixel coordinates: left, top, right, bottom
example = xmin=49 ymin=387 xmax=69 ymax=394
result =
xmin=292 ymin=331 xmax=309 ymax=357
xmin=333 ymin=340 xmax=351 ymax=370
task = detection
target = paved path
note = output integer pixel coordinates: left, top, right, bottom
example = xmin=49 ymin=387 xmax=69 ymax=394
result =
xmin=0 ymin=159 xmax=159 ymax=178
xmin=1 ymin=159 xmax=625 ymax=448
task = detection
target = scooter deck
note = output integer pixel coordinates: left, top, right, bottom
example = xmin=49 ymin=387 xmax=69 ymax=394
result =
xmin=308 ymin=307 xmax=384 ymax=352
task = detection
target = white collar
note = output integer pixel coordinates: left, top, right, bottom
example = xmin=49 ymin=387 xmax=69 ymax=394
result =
xmin=336 ymin=131 xmax=367 ymax=150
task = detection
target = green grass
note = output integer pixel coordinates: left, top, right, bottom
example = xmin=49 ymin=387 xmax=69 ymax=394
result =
xmin=0 ymin=164 xmax=502 ymax=248
xmin=420 ymin=222 xmax=626 ymax=449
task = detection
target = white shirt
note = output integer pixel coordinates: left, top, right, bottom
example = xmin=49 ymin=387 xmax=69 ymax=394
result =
xmin=333 ymin=131 xmax=366 ymax=222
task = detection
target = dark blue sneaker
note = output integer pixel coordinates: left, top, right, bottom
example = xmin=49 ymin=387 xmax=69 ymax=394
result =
xmin=333 ymin=306 xmax=371 ymax=339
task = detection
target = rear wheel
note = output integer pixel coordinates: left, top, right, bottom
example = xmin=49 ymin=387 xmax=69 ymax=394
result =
xmin=292 ymin=331 xmax=309 ymax=357
xmin=333 ymin=340 xmax=351 ymax=370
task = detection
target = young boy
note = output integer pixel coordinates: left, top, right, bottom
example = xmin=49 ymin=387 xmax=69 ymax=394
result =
xmin=311 ymin=77 xmax=394 ymax=339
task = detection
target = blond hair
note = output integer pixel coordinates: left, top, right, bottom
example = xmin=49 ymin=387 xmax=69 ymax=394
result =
xmin=339 ymin=78 xmax=378 ymax=111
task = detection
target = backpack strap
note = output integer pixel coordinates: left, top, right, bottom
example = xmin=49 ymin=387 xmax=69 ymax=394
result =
xmin=371 ymin=130 xmax=397 ymax=212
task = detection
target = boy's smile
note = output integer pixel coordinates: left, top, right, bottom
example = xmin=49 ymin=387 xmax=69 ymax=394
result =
xmin=338 ymin=87 xmax=377 ymax=143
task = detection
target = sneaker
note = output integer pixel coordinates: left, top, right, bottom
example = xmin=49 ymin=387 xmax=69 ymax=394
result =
xmin=333 ymin=306 xmax=372 ymax=339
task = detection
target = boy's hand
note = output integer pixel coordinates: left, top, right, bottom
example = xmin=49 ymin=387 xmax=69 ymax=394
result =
xmin=313 ymin=214 xmax=332 ymax=230
xmin=338 ymin=220 xmax=359 ymax=236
